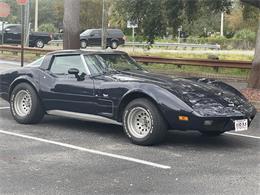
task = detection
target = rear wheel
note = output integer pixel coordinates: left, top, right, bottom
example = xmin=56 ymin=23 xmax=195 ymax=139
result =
xmin=110 ymin=41 xmax=118 ymax=49
xmin=123 ymin=98 xmax=167 ymax=145
xmin=199 ymin=131 xmax=225 ymax=136
xmin=10 ymin=83 xmax=44 ymax=124
xmin=35 ymin=39 xmax=44 ymax=48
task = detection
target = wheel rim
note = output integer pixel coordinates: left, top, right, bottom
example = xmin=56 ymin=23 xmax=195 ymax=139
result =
xmin=14 ymin=90 xmax=32 ymax=117
xmin=36 ymin=40 xmax=44 ymax=48
xmin=127 ymin=107 xmax=152 ymax=139
xmin=111 ymin=42 xmax=117 ymax=49
xmin=81 ymin=41 xmax=87 ymax=48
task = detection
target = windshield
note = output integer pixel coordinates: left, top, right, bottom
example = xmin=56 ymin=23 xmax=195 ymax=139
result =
xmin=26 ymin=56 xmax=44 ymax=67
xmin=84 ymin=54 xmax=143 ymax=76
xmin=80 ymin=29 xmax=92 ymax=36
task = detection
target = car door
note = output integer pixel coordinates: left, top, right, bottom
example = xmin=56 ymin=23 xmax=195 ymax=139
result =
xmin=40 ymin=54 xmax=97 ymax=114
xmin=88 ymin=30 xmax=101 ymax=46
xmin=4 ymin=25 xmax=21 ymax=44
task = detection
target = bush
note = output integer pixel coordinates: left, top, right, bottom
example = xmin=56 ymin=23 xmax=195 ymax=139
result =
xmin=38 ymin=23 xmax=58 ymax=33
xmin=234 ymin=29 xmax=256 ymax=42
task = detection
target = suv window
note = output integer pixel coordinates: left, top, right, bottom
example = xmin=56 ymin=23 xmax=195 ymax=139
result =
xmin=90 ymin=30 xmax=101 ymax=36
xmin=50 ymin=55 xmax=86 ymax=75
xmin=5 ymin=25 xmax=21 ymax=33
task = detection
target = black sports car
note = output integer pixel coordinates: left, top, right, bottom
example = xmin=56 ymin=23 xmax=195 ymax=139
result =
xmin=0 ymin=50 xmax=256 ymax=145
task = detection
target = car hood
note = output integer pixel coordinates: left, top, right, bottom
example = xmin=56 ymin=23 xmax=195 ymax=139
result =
xmin=107 ymin=71 xmax=254 ymax=116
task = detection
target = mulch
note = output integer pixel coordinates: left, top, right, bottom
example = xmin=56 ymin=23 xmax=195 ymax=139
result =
xmin=241 ymin=88 xmax=260 ymax=102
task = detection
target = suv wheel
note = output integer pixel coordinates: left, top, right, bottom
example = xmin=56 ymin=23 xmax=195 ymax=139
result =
xmin=80 ymin=40 xmax=87 ymax=49
xmin=35 ymin=39 xmax=44 ymax=48
xmin=110 ymin=41 xmax=118 ymax=49
xmin=123 ymin=98 xmax=167 ymax=145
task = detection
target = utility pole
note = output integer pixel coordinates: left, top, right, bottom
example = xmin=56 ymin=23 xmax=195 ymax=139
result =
xmin=220 ymin=12 xmax=224 ymax=36
xmin=101 ymin=0 xmax=107 ymax=49
xmin=34 ymin=0 xmax=38 ymax=32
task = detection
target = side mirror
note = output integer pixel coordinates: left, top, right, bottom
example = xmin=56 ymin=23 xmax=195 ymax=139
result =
xmin=68 ymin=68 xmax=79 ymax=75
xmin=68 ymin=68 xmax=85 ymax=81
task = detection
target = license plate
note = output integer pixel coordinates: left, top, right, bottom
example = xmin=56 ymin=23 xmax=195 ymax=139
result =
xmin=234 ymin=119 xmax=248 ymax=131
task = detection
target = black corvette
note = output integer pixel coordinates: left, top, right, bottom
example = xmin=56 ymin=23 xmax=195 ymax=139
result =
xmin=0 ymin=50 xmax=256 ymax=145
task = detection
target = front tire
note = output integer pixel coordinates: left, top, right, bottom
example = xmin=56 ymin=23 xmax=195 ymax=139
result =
xmin=10 ymin=83 xmax=44 ymax=124
xmin=80 ymin=40 xmax=87 ymax=49
xmin=123 ymin=98 xmax=167 ymax=145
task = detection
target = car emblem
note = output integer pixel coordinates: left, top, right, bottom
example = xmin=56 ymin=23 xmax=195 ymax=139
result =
xmin=228 ymin=103 xmax=235 ymax=107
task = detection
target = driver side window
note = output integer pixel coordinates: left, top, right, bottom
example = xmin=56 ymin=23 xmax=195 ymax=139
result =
xmin=50 ymin=55 xmax=86 ymax=75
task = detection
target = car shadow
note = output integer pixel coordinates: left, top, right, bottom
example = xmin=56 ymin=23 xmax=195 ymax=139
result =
xmin=40 ymin=116 xmax=254 ymax=151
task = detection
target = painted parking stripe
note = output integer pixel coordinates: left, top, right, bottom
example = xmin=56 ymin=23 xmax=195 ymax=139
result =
xmin=226 ymin=132 xmax=260 ymax=140
xmin=0 ymin=129 xmax=171 ymax=169
xmin=0 ymin=107 xmax=10 ymax=110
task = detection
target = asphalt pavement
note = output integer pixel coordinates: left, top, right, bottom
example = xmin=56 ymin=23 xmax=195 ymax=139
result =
xmin=0 ymin=60 xmax=259 ymax=195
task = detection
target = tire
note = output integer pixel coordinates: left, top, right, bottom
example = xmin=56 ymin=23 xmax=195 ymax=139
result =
xmin=10 ymin=83 xmax=44 ymax=124
xmin=199 ymin=131 xmax=225 ymax=136
xmin=123 ymin=98 xmax=167 ymax=145
xmin=110 ymin=41 xmax=118 ymax=49
xmin=35 ymin=39 xmax=45 ymax=48
xmin=80 ymin=40 xmax=87 ymax=49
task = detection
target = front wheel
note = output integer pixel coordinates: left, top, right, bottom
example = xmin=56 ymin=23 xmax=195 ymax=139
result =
xmin=80 ymin=40 xmax=87 ymax=49
xmin=10 ymin=83 xmax=44 ymax=124
xmin=199 ymin=131 xmax=225 ymax=136
xmin=123 ymin=98 xmax=167 ymax=145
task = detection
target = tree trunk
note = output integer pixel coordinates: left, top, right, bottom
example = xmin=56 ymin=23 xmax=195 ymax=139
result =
xmin=248 ymin=23 xmax=260 ymax=89
xmin=63 ymin=0 xmax=80 ymax=49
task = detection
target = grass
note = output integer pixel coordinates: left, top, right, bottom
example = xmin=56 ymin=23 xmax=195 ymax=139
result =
xmin=142 ymin=63 xmax=250 ymax=79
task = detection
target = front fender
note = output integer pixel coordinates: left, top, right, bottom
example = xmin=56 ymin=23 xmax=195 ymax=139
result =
xmin=119 ymin=83 xmax=194 ymax=125
xmin=9 ymin=75 xmax=40 ymax=99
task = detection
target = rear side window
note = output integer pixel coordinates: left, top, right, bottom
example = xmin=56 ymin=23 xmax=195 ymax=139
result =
xmin=50 ymin=55 xmax=86 ymax=75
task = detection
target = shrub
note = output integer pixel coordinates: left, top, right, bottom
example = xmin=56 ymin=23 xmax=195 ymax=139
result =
xmin=234 ymin=29 xmax=256 ymax=42
xmin=38 ymin=23 xmax=58 ymax=33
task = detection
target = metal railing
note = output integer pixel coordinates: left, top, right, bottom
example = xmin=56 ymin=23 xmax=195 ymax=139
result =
xmin=0 ymin=45 xmax=251 ymax=70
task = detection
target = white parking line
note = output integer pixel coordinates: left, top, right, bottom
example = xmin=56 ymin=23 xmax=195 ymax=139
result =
xmin=226 ymin=132 xmax=260 ymax=140
xmin=0 ymin=107 xmax=10 ymax=110
xmin=0 ymin=129 xmax=171 ymax=169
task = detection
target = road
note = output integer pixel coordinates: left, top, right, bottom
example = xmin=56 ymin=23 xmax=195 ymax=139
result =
xmin=0 ymin=60 xmax=259 ymax=194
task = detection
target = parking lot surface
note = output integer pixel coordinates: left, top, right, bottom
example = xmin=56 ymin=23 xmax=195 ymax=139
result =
xmin=0 ymin=60 xmax=259 ymax=194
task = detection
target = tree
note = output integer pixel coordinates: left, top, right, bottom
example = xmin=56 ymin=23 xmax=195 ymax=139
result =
xmin=112 ymin=0 xmax=233 ymax=41
xmin=240 ymin=0 xmax=260 ymax=89
xmin=63 ymin=0 xmax=80 ymax=49
xmin=247 ymin=21 xmax=260 ymax=89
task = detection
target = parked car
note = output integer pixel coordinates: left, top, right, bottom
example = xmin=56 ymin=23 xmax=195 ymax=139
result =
xmin=0 ymin=24 xmax=52 ymax=48
xmin=80 ymin=29 xmax=125 ymax=49
xmin=0 ymin=50 xmax=256 ymax=145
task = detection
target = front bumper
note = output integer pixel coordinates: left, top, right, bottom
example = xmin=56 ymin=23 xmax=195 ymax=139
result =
xmin=166 ymin=108 xmax=257 ymax=132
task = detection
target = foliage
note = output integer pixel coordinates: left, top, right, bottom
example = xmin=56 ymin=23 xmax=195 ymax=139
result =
xmin=111 ymin=0 xmax=233 ymax=42
xmin=234 ymin=29 xmax=256 ymax=42
xmin=38 ymin=23 xmax=58 ymax=33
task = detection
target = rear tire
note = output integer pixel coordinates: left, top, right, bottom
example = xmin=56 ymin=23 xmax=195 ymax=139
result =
xmin=199 ymin=131 xmax=225 ymax=136
xmin=10 ymin=83 xmax=44 ymax=124
xmin=123 ymin=98 xmax=167 ymax=145
xmin=110 ymin=41 xmax=118 ymax=49
xmin=35 ymin=39 xmax=44 ymax=48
